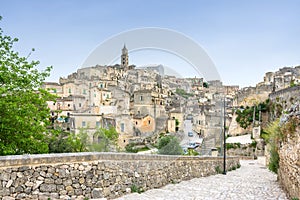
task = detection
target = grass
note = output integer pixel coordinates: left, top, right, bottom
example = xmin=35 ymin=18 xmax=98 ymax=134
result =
xmin=130 ymin=184 xmax=144 ymax=194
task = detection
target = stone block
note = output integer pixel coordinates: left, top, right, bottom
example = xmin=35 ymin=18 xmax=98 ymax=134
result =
xmin=39 ymin=184 xmax=57 ymax=192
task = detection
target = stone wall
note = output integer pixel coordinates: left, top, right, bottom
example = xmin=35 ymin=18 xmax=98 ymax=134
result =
xmin=278 ymin=128 xmax=300 ymax=199
xmin=0 ymin=153 xmax=239 ymax=200
xmin=226 ymin=144 xmax=256 ymax=158
xmin=235 ymin=85 xmax=272 ymax=106
xmin=269 ymin=85 xmax=300 ymax=109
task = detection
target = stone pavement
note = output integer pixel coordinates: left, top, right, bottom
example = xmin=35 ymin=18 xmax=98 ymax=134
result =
xmin=115 ymin=159 xmax=288 ymax=200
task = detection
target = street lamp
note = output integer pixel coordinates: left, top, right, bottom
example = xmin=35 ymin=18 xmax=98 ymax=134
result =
xmin=223 ymin=97 xmax=226 ymax=175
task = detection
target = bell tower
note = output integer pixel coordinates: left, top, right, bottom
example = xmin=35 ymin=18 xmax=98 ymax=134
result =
xmin=121 ymin=44 xmax=129 ymax=69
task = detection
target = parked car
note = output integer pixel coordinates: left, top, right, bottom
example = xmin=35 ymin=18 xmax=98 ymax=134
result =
xmin=188 ymin=132 xmax=193 ymax=137
xmin=188 ymin=142 xmax=200 ymax=149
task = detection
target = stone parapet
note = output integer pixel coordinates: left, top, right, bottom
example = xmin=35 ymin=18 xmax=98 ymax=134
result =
xmin=0 ymin=152 xmax=239 ymax=199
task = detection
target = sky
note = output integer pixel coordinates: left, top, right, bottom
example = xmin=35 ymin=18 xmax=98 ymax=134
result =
xmin=1 ymin=0 xmax=300 ymax=87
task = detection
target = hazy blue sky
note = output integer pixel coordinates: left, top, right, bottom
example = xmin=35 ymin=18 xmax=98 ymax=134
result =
xmin=1 ymin=0 xmax=300 ymax=87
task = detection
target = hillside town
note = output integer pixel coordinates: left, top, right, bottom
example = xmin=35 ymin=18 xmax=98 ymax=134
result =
xmin=42 ymin=45 xmax=300 ymax=157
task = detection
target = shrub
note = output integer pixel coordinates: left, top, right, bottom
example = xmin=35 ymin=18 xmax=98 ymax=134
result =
xmin=226 ymin=143 xmax=241 ymax=149
xmin=186 ymin=149 xmax=199 ymax=156
xmin=125 ymin=143 xmax=138 ymax=153
xmin=263 ymin=119 xmax=281 ymax=173
xmin=250 ymin=140 xmax=257 ymax=148
xmin=130 ymin=184 xmax=144 ymax=193
xmin=215 ymin=166 xmax=222 ymax=174
xmin=269 ymin=143 xmax=279 ymax=173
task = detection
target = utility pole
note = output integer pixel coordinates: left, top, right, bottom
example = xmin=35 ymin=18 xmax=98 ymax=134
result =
xmin=253 ymin=105 xmax=256 ymax=127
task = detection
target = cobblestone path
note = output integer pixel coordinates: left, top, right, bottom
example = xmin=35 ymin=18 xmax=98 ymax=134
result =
xmin=115 ymin=159 xmax=288 ymax=200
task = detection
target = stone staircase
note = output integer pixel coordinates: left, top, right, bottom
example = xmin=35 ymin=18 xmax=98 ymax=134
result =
xmin=200 ymin=137 xmax=216 ymax=156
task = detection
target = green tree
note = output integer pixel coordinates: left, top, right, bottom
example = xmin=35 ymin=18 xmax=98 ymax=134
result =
xmin=0 ymin=17 xmax=55 ymax=155
xmin=89 ymin=127 xmax=119 ymax=152
xmin=235 ymin=107 xmax=254 ymax=129
xmin=235 ymin=101 xmax=269 ymax=129
xmin=175 ymin=88 xmax=193 ymax=99
xmin=157 ymin=135 xmax=183 ymax=155
xmin=47 ymin=128 xmax=88 ymax=153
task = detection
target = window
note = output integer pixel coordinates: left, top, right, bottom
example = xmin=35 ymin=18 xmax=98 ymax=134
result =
xmin=53 ymin=89 xmax=57 ymax=93
xmin=83 ymin=89 xmax=87 ymax=94
xmin=140 ymin=96 xmax=143 ymax=101
xmin=96 ymin=121 xmax=101 ymax=127
xmin=79 ymin=103 xmax=81 ymax=107
xmin=68 ymin=88 xmax=71 ymax=93
xmin=94 ymin=94 xmax=96 ymax=97
xmin=135 ymin=121 xmax=138 ymax=125
xmin=148 ymin=120 xmax=151 ymax=125
xmin=82 ymin=121 xmax=86 ymax=127
xmin=120 ymin=123 xmax=125 ymax=132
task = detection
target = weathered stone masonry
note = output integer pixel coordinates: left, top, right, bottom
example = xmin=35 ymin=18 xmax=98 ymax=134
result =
xmin=0 ymin=153 xmax=239 ymax=199
xmin=278 ymin=128 xmax=300 ymax=199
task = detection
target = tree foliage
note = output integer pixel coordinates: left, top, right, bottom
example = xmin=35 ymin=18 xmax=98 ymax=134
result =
xmin=88 ymin=127 xmax=119 ymax=152
xmin=0 ymin=17 xmax=55 ymax=155
xmin=175 ymin=88 xmax=193 ymax=99
xmin=47 ymin=128 xmax=88 ymax=153
xmin=157 ymin=135 xmax=183 ymax=155
xmin=235 ymin=101 xmax=269 ymax=129
xmin=235 ymin=107 xmax=254 ymax=129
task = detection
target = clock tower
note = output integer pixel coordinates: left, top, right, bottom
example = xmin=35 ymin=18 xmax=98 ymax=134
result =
xmin=121 ymin=44 xmax=129 ymax=70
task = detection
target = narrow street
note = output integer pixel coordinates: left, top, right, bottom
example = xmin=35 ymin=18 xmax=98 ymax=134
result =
xmin=180 ymin=120 xmax=203 ymax=146
xmin=115 ymin=159 xmax=288 ymax=200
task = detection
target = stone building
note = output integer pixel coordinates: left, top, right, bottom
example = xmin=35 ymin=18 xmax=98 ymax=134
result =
xmin=133 ymin=114 xmax=156 ymax=137
xmin=133 ymin=89 xmax=166 ymax=118
xmin=43 ymin=45 xmax=246 ymax=151
xmin=169 ymin=110 xmax=184 ymax=132
xmin=42 ymin=46 xmax=173 ymax=149
xmin=234 ymin=66 xmax=300 ymax=107
xmin=263 ymin=66 xmax=300 ymax=91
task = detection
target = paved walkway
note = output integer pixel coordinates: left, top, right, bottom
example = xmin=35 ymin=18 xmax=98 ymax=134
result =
xmin=116 ymin=159 xmax=288 ymax=200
